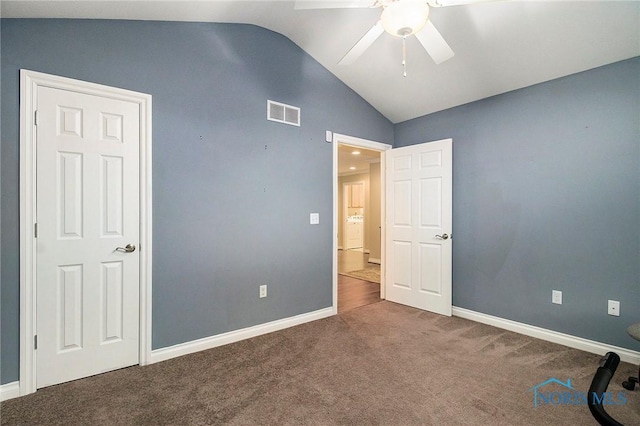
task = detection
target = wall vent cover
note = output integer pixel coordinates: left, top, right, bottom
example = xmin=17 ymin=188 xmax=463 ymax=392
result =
xmin=267 ymin=100 xmax=300 ymax=126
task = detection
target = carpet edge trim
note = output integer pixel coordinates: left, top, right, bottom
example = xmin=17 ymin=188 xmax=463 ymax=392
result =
xmin=0 ymin=381 xmax=20 ymax=402
xmin=452 ymin=306 xmax=640 ymax=364
xmin=149 ymin=307 xmax=334 ymax=364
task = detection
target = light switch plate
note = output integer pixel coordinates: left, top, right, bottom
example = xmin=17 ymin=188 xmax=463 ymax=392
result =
xmin=310 ymin=213 xmax=320 ymax=225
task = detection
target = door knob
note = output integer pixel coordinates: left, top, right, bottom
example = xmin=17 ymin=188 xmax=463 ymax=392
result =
xmin=116 ymin=244 xmax=136 ymax=253
xmin=435 ymin=233 xmax=449 ymax=240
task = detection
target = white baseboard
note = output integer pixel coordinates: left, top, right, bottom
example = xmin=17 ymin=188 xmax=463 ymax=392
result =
xmin=0 ymin=381 xmax=20 ymax=402
xmin=150 ymin=307 xmax=334 ymax=364
xmin=368 ymin=258 xmax=381 ymax=265
xmin=364 ymin=249 xmax=370 ymax=254
xmin=338 ymin=246 xmax=343 ymax=251
xmin=452 ymin=307 xmax=640 ymax=365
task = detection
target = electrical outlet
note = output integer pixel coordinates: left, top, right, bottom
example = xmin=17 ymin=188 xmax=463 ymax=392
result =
xmin=259 ymin=285 xmax=267 ymax=299
xmin=552 ymin=290 xmax=562 ymax=305
xmin=608 ymin=300 xmax=620 ymax=316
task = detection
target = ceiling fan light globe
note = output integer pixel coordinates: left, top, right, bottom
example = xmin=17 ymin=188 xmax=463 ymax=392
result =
xmin=381 ymin=1 xmax=429 ymax=37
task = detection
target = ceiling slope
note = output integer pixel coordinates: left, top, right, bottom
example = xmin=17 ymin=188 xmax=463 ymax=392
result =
xmin=2 ymin=0 xmax=639 ymax=123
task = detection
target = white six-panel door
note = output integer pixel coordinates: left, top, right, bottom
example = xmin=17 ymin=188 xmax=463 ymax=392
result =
xmin=385 ymin=139 xmax=452 ymax=315
xmin=36 ymin=86 xmax=141 ymax=388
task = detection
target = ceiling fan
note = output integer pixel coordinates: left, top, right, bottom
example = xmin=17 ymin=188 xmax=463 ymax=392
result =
xmin=295 ymin=0 xmax=490 ymax=75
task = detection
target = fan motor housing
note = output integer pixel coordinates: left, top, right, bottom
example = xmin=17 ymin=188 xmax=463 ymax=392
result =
xmin=381 ymin=1 xmax=430 ymax=37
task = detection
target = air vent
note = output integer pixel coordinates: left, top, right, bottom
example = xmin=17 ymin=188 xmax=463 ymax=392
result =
xmin=267 ymin=100 xmax=300 ymax=127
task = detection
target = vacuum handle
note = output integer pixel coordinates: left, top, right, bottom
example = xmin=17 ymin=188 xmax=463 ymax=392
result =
xmin=588 ymin=352 xmax=624 ymax=426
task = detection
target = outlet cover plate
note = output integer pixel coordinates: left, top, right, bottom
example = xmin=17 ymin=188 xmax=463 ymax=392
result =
xmin=608 ymin=300 xmax=620 ymax=316
xmin=552 ymin=290 xmax=562 ymax=305
xmin=259 ymin=285 xmax=267 ymax=298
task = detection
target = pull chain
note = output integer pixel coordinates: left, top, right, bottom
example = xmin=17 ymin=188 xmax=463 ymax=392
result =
xmin=402 ymin=35 xmax=407 ymax=77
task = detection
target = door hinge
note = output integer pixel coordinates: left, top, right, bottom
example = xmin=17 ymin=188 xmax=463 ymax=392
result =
xmin=34 ymin=110 xmax=39 ymax=126
xmin=34 ymin=335 xmax=38 ymax=350
xmin=34 ymin=223 xmax=38 ymax=238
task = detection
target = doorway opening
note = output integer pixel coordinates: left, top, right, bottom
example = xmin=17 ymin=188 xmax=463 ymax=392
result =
xmin=332 ymin=134 xmax=391 ymax=314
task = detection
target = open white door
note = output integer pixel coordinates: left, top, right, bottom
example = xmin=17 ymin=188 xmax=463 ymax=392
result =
xmin=385 ymin=139 xmax=452 ymax=315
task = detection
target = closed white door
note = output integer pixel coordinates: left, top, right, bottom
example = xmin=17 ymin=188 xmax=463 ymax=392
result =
xmin=385 ymin=139 xmax=452 ymax=315
xmin=36 ymin=86 xmax=141 ymax=388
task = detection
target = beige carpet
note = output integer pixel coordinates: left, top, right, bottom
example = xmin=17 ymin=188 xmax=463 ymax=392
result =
xmin=2 ymin=301 xmax=639 ymax=425
xmin=339 ymin=264 xmax=380 ymax=283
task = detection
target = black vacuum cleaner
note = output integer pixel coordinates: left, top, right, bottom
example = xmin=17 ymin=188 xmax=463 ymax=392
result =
xmin=588 ymin=352 xmax=624 ymax=426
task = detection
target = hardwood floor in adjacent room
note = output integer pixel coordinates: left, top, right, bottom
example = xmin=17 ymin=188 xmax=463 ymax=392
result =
xmin=338 ymin=248 xmax=369 ymax=274
xmin=338 ymin=249 xmax=381 ymax=313
xmin=338 ymin=275 xmax=381 ymax=313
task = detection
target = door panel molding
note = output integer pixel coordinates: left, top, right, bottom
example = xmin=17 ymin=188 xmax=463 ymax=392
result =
xmin=19 ymin=70 xmax=152 ymax=396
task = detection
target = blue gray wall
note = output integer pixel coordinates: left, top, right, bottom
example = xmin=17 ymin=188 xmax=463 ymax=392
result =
xmin=0 ymin=19 xmax=394 ymax=384
xmin=396 ymin=57 xmax=640 ymax=350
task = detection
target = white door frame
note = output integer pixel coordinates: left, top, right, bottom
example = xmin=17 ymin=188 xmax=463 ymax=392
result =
xmin=19 ymin=70 xmax=153 ymax=396
xmin=332 ymin=133 xmax=391 ymax=313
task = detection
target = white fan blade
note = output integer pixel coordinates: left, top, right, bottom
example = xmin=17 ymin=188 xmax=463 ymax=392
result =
xmin=339 ymin=21 xmax=384 ymax=65
xmin=428 ymin=0 xmax=499 ymax=7
xmin=415 ymin=21 xmax=455 ymax=64
xmin=295 ymin=0 xmax=374 ymax=10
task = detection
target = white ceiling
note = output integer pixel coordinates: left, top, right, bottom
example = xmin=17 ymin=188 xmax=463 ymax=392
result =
xmin=3 ymin=0 xmax=639 ymax=123
xmin=338 ymin=144 xmax=380 ymax=174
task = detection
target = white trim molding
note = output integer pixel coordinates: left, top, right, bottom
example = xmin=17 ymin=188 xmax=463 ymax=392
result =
xmin=19 ymin=70 xmax=153 ymax=396
xmin=453 ymin=307 xmax=640 ymax=365
xmin=0 ymin=382 xmax=21 ymax=402
xmin=150 ymin=307 xmax=334 ymax=364
xmin=368 ymin=258 xmax=381 ymax=265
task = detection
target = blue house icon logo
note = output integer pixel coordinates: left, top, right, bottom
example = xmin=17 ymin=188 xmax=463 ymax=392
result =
xmin=529 ymin=378 xmax=575 ymax=408
xmin=529 ymin=377 xmax=627 ymax=408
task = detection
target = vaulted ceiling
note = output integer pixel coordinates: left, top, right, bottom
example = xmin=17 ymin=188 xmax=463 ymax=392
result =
xmin=2 ymin=1 xmax=639 ymax=123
